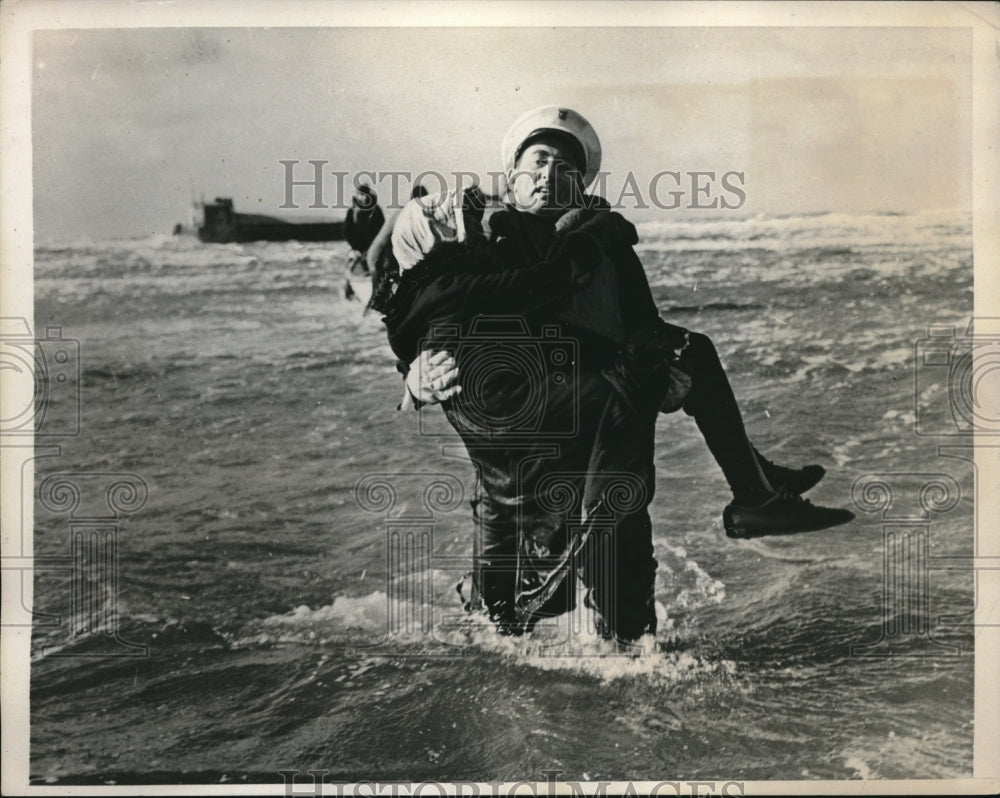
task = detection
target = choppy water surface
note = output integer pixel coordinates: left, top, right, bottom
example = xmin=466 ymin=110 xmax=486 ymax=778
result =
xmin=30 ymin=211 xmax=974 ymax=784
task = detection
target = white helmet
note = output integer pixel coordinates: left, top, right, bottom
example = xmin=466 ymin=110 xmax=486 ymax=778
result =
xmin=501 ymin=106 xmax=602 ymax=188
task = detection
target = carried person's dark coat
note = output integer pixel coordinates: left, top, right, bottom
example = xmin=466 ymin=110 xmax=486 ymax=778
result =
xmin=381 ymin=236 xmax=592 ymax=368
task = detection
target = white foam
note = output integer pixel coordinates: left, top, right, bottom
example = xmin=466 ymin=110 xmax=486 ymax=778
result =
xmin=844 ymin=755 xmax=873 ymax=779
xmin=257 ymin=581 xmax=736 ymax=685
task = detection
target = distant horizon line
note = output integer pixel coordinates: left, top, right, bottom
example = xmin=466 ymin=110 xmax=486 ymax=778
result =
xmin=32 ymin=206 xmax=973 ymax=248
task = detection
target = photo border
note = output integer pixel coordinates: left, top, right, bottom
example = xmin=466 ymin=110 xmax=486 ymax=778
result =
xmin=2 ymin=1 xmax=998 ymax=795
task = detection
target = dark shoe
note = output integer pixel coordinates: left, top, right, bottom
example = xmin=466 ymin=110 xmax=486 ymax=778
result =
xmin=754 ymin=447 xmax=826 ymax=495
xmin=723 ymin=492 xmax=855 ymax=539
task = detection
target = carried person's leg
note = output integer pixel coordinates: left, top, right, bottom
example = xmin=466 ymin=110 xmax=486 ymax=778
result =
xmin=636 ymin=322 xmax=824 ymax=500
xmin=680 ymin=331 xmax=774 ymax=507
xmin=676 ymin=330 xmax=853 ymax=538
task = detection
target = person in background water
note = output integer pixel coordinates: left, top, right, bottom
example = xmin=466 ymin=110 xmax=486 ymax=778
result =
xmin=343 ymin=184 xmax=385 ymax=302
xmin=344 ymin=183 xmax=386 ymax=256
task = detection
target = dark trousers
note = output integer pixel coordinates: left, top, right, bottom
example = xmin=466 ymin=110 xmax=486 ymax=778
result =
xmin=673 ymin=328 xmax=767 ymax=504
xmin=469 ymin=463 xmax=658 ymax=641
xmin=448 ymin=368 xmax=659 ymax=641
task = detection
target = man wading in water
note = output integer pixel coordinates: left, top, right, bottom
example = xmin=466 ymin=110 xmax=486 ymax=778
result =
xmin=385 ymin=106 xmax=853 ymax=643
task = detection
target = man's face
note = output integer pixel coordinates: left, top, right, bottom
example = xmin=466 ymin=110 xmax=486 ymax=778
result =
xmin=507 ymin=134 xmax=585 ymax=217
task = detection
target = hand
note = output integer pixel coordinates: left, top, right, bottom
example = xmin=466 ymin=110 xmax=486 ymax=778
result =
xmin=406 ymin=349 xmax=461 ymax=404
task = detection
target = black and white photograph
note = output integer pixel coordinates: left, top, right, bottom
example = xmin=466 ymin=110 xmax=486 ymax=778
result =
xmin=2 ymin=1 xmax=998 ymax=794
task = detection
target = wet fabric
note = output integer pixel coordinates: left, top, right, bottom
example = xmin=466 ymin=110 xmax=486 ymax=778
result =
xmin=445 ymin=353 xmax=663 ymax=639
xmin=381 ymin=241 xmax=585 ymax=367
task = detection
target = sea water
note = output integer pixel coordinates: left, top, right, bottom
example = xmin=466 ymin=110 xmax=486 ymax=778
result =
xmin=28 ymin=210 xmax=974 ymax=783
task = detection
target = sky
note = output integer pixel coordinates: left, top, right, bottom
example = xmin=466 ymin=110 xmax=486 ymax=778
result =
xmin=31 ymin=25 xmax=972 ymax=242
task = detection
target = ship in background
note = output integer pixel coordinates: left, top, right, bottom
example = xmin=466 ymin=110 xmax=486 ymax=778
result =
xmin=174 ymin=197 xmax=345 ymax=243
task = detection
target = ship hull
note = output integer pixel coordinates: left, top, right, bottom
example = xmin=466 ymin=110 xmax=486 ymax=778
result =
xmin=195 ymin=199 xmax=345 ymax=243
